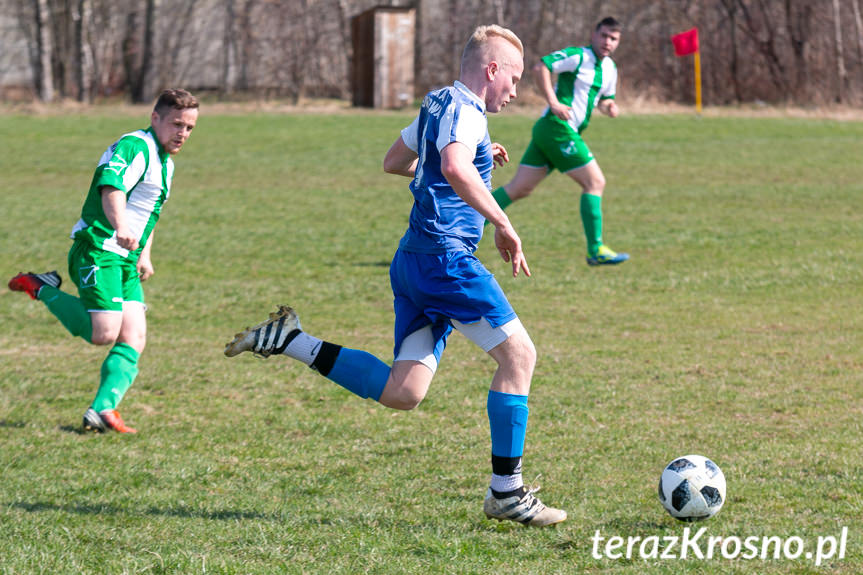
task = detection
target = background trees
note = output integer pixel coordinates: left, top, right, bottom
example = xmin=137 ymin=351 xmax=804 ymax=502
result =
xmin=1 ymin=0 xmax=860 ymax=106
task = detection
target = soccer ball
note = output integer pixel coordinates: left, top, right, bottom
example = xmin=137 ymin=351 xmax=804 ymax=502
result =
xmin=658 ymin=454 xmax=726 ymax=522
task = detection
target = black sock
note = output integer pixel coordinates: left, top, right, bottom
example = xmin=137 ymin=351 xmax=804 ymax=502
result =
xmin=309 ymin=341 xmax=342 ymax=376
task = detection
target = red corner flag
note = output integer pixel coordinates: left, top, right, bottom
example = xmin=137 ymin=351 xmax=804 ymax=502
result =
xmin=671 ymin=28 xmax=699 ymax=56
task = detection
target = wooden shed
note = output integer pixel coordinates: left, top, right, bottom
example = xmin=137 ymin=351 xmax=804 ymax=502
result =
xmin=351 ymin=6 xmax=416 ymax=109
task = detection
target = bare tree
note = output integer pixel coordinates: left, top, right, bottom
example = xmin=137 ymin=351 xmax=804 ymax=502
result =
xmin=235 ymin=0 xmax=256 ymax=93
xmin=736 ymin=0 xmax=791 ymax=99
xmin=122 ymin=0 xmax=155 ymax=103
xmin=87 ymin=0 xmax=126 ymax=97
xmin=73 ymin=0 xmax=92 ymax=102
xmin=784 ymin=0 xmax=812 ymax=102
xmin=32 ymin=0 xmax=55 ymax=101
xmin=831 ymin=0 xmax=847 ymax=103
xmin=284 ymin=0 xmax=310 ymax=103
xmin=155 ymin=0 xmax=200 ymax=92
xmin=122 ymin=7 xmax=141 ymax=100
xmin=2 ymin=0 xmax=862 ymax=106
xmin=335 ymin=0 xmax=353 ymax=100
xmin=221 ymin=0 xmax=236 ymax=97
xmin=853 ymin=0 xmax=863 ymax=69
xmin=136 ymin=0 xmax=155 ymax=102
xmin=718 ymin=0 xmax=743 ymax=102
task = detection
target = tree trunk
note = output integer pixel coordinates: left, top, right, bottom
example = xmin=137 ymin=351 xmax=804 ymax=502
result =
xmin=237 ymin=0 xmax=254 ymax=92
xmin=335 ymin=0 xmax=352 ymax=100
xmin=131 ymin=0 xmax=155 ymax=103
xmin=33 ymin=0 xmax=54 ymax=101
xmin=125 ymin=0 xmax=155 ymax=103
xmin=74 ymin=0 xmax=92 ymax=102
xmin=720 ymin=0 xmax=743 ymax=103
xmin=784 ymin=0 xmax=811 ymax=103
xmin=736 ymin=0 xmax=791 ymax=98
xmin=832 ymin=0 xmax=847 ymax=103
xmin=221 ymin=0 xmax=235 ymax=98
xmin=851 ymin=0 xmax=863 ymax=79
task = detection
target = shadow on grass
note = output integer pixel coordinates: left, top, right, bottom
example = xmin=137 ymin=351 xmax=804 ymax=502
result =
xmin=10 ymin=501 xmax=274 ymax=521
xmin=0 ymin=421 xmax=94 ymax=435
xmin=345 ymin=260 xmax=390 ymax=268
xmin=11 ymin=500 xmax=507 ymax=531
xmin=0 ymin=420 xmax=27 ymax=428
xmin=58 ymin=425 xmax=90 ymax=435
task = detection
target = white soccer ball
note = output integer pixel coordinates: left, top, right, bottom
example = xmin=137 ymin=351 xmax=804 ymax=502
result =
xmin=658 ymin=454 xmax=726 ymax=522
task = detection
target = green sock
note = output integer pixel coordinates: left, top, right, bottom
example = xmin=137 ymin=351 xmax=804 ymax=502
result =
xmin=38 ymin=286 xmax=93 ymax=342
xmin=485 ymin=187 xmax=514 ymax=227
xmin=92 ymin=343 xmax=140 ymax=412
xmin=491 ymin=186 xmax=513 ymax=210
xmin=580 ymin=193 xmax=603 ymax=256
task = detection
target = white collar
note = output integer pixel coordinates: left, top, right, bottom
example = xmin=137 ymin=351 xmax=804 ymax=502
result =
xmin=454 ymin=81 xmax=486 ymax=112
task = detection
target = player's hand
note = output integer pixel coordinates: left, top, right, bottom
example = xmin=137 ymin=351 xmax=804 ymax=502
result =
xmin=491 ymin=142 xmax=509 ymax=168
xmin=116 ymin=228 xmax=140 ymax=252
xmin=137 ymin=258 xmax=154 ymax=281
xmin=550 ymin=102 xmax=572 ymax=121
xmin=604 ymin=100 xmax=619 ymax=118
xmin=494 ymin=223 xmax=531 ymax=278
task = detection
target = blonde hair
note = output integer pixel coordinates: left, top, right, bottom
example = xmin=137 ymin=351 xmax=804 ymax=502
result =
xmin=461 ymin=25 xmax=524 ymax=74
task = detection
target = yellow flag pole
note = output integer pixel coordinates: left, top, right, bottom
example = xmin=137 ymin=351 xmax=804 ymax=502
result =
xmin=694 ymin=50 xmax=702 ymax=114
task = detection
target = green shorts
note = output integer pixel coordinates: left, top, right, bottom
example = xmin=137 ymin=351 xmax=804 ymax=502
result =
xmin=519 ymin=115 xmax=594 ymax=173
xmin=67 ymin=239 xmax=144 ymax=312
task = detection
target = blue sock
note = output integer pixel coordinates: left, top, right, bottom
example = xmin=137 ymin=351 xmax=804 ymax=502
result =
xmin=487 ymin=389 xmax=529 ymax=458
xmin=322 ymin=347 xmax=390 ymax=401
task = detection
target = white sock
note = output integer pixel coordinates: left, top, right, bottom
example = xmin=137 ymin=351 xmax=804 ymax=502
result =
xmin=490 ymin=473 xmax=524 ymax=494
xmin=282 ymin=331 xmax=323 ymax=365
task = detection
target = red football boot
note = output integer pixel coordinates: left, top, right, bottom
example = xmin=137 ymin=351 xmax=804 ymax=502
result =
xmin=82 ymin=408 xmax=138 ymax=433
xmin=8 ymin=271 xmax=62 ymax=300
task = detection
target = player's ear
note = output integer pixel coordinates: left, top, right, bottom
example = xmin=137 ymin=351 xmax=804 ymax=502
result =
xmin=486 ymin=61 xmax=499 ymax=81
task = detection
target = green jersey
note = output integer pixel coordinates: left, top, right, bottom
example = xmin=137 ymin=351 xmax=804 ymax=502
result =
xmin=541 ymin=46 xmax=617 ymax=133
xmin=71 ymin=128 xmax=173 ymax=260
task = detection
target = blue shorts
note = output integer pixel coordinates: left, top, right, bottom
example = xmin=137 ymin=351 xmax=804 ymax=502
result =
xmin=389 ymin=249 xmax=517 ymax=363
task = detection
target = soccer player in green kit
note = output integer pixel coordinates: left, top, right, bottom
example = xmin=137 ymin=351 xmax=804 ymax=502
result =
xmin=9 ymin=89 xmax=198 ymax=433
xmin=491 ymin=17 xmax=629 ymax=266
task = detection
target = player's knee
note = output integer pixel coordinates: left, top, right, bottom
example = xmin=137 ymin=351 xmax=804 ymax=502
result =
xmin=89 ymin=329 xmax=118 ymax=346
xmin=517 ymin=337 xmax=537 ymax=374
xmin=90 ymin=334 xmax=116 ymax=346
xmin=119 ymin=333 xmax=146 ymax=353
xmin=509 ymin=183 xmax=535 ymax=200
xmin=389 ymin=394 xmax=424 ymax=411
xmin=382 ymin=386 xmax=425 ymax=410
xmin=378 ymin=369 xmax=431 ymax=410
xmin=586 ymin=174 xmax=606 ymax=194
xmin=502 ymin=332 xmax=536 ymax=377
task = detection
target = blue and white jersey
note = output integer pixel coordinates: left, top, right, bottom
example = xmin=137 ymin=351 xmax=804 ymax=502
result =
xmin=398 ymin=81 xmax=493 ymax=254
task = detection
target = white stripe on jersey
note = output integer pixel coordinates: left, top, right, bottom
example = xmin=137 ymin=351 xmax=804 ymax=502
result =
xmin=100 ymin=131 xmax=171 ymax=257
xmin=438 ymin=103 xmax=486 ymax=161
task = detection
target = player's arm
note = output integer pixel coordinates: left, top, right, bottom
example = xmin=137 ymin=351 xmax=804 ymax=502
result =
xmin=96 ymin=136 xmax=148 ymax=251
xmin=138 ymin=230 xmax=154 ymax=281
xmin=383 ymin=135 xmax=418 ymax=178
xmin=101 ymin=186 xmax=139 ymax=251
xmin=440 ymin=142 xmax=529 ymax=278
xmin=533 ymin=61 xmax=570 ymax=121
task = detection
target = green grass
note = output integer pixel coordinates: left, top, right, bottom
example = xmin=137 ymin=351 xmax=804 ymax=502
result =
xmin=1 ymin=108 xmax=862 ymax=574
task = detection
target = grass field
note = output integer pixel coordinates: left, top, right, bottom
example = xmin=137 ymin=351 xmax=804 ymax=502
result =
xmin=1 ymin=106 xmax=862 ymax=574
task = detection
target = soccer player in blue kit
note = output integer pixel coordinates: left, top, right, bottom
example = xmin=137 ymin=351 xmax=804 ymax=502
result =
xmin=224 ymin=25 xmax=566 ymax=527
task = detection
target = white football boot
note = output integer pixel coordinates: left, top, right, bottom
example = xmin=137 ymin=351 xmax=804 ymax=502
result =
xmin=224 ymin=305 xmax=301 ymax=358
xmin=483 ymin=485 xmax=567 ymax=527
